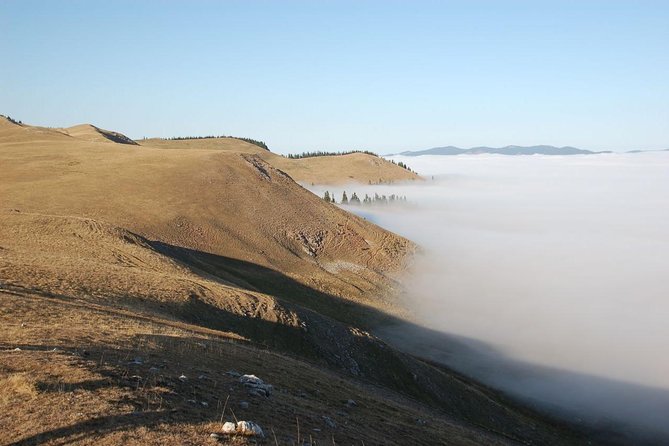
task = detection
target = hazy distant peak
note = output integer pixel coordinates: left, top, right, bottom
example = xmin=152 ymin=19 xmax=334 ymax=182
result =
xmin=398 ymin=145 xmax=598 ymax=156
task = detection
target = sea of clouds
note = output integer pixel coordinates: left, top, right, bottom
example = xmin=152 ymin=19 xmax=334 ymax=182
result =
xmin=308 ymin=151 xmax=669 ymax=442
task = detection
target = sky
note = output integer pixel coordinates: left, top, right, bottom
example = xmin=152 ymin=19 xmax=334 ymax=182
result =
xmin=1 ymin=0 xmax=668 ymax=153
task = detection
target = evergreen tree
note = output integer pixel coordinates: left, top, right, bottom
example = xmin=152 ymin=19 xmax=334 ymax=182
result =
xmin=350 ymin=192 xmax=361 ymax=205
xmin=323 ymin=191 xmax=331 ymax=202
xmin=341 ymin=191 xmax=349 ymax=204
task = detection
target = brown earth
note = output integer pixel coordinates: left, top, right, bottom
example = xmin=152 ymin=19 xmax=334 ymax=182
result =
xmin=0 ymin=117 xmax=588 ymax=445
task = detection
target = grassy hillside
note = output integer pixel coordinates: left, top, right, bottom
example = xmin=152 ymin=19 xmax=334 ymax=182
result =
xmin=0 ymin=117 xmax=587 ymax=445
xmin=139 ymin=136 xmax=421 ymax=185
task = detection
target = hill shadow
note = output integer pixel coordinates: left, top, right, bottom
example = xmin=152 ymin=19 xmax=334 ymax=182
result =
xmin=148 ymin=241 xmax=669 ymax=445
xmin=6 ymin=240 xmax=669 ymax=445
xmin=149 ymin=241 xmax=394 ymax=328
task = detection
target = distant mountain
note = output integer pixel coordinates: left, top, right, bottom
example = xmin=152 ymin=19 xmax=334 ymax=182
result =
xmin=626 ymin=148 xmax=669 ymax=153
xmin=397 ymin=145 xmax=607 ymax=156
xmin=399 ymin=146 xmax=468 ymax=156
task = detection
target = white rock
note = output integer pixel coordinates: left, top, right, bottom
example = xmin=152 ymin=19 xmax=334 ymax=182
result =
xmin=222 ymin=422 xmax=236 ymax=434
xmin=240 ymin=374 xmax=273 ymax=397
xmin=178 ymin=374 xmax=187 ymax=381
xmin=236 ymin=420 xmax=264 ymax=437
xmin=239 ymin=374 xmax=263 ymax=385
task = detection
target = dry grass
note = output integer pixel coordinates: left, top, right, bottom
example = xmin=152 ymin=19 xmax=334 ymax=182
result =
xmin=139 ymin=137 xmax=420 ymax=185
xmin=0 ymin=373 xmax=38 ymax=404
xmin=0 ymin=290 xmax=501 ymax=446
xmin=0 ymin=116 xmax=587 ymax=445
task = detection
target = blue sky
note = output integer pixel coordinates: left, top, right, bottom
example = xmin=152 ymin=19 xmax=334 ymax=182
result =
xmin=1 ymin=0 xmax=667 ymax=153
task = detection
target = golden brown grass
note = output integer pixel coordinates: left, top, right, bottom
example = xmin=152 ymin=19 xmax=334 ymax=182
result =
xmin=0 ymin=290 xmax=504 ymax=446
xmin=0 ymin=373 xmax=38 ymax=405
xmin=139 ymin=136 xmax=420 ymax=186
xmin=0 ymin=116 xmax=587 ymax=445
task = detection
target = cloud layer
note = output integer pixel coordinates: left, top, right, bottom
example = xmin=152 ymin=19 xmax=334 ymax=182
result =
xmin=309 ymin=152 xmax=669 ymax=442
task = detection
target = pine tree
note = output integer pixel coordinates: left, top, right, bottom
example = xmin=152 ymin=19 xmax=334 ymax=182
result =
xmin=341 ymin=191 xmax=349 ymax=204
xmin=323 ymin=191 xmax=331 ymax=202
xmin=350 ymin=192 xmax=361 ymax=205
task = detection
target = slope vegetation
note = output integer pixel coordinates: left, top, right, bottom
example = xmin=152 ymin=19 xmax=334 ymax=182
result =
xmin=0 ymin=117 xmax=586 ymax=445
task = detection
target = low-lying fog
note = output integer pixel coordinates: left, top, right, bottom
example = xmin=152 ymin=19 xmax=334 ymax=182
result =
xmin=308 ymin=151 xmax=669 ymax=443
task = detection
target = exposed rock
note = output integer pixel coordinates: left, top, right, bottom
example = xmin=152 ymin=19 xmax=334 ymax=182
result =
xmin=178 ymin=374 xmax=187 ymax=381
xmin=240 ymin=374 xmax=272 ymax=397
xmin=345 ymin=399 xmax=357 ymax=407
xmin=240 ymin=401 xmax=249 ymax=409
xmin=220 ymin=420 xmax=264 ymax=438
xmin=222 ymin=422 xmax=236 ymax=434
xmin=237 ymin=420 xmax=264 ymax=437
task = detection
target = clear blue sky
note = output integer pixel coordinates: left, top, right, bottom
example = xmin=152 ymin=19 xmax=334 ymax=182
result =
xmin=1 ymin=0 xmax=667 ymax=153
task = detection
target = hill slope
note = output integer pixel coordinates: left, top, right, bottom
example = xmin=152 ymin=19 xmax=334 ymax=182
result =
xmin=58 ymin=123 xmax=139 ymax=145
xmin=0 ymin=118 xmax=587 ymax=445
xmin=141 ymin=137 xmax=420 ymax=184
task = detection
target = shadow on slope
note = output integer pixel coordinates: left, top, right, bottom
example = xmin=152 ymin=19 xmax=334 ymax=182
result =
xmin=0 ymin=333 xmax=489 ymax=446
xmin=140 ymin=242 xmax=592 ymax=445
xmin=150 ymin=241 xmax=394 ymax=329
xmin=150 ymin=241 xmax=669 ymax=445
xmin=376 ymin=322 xmax=669 ymax=446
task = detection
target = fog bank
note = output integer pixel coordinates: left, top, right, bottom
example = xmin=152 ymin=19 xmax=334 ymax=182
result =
xmin=309 ymin=152 xmax=669 ymax=442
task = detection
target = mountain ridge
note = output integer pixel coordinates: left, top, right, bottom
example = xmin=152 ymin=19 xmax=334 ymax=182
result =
xmin=396 ymin=145 xmax=609 ymax=156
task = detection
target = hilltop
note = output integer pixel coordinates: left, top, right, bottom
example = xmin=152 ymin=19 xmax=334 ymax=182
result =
xmin=57 ymin=124 xmax=139 ymax=145
xmin=0 ymin=117 xmax=587 ymax=445
xmin=141 ymin=136 xmax=421 ymax=185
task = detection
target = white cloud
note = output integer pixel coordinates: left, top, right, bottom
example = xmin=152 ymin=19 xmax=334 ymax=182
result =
xmin=308 ymin=152 xmax=669 ymax=440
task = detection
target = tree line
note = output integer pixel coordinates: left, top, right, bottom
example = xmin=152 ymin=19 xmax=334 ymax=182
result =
xmin=162 ymin=135 xmax=269 ymax=151
xmin=323 ymin=190 xmax=408 ymax=206
xmin=389 ymin=159 xmax=415 ymax=173
xmin=287 ymin=150 xmax=379 ymax=159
